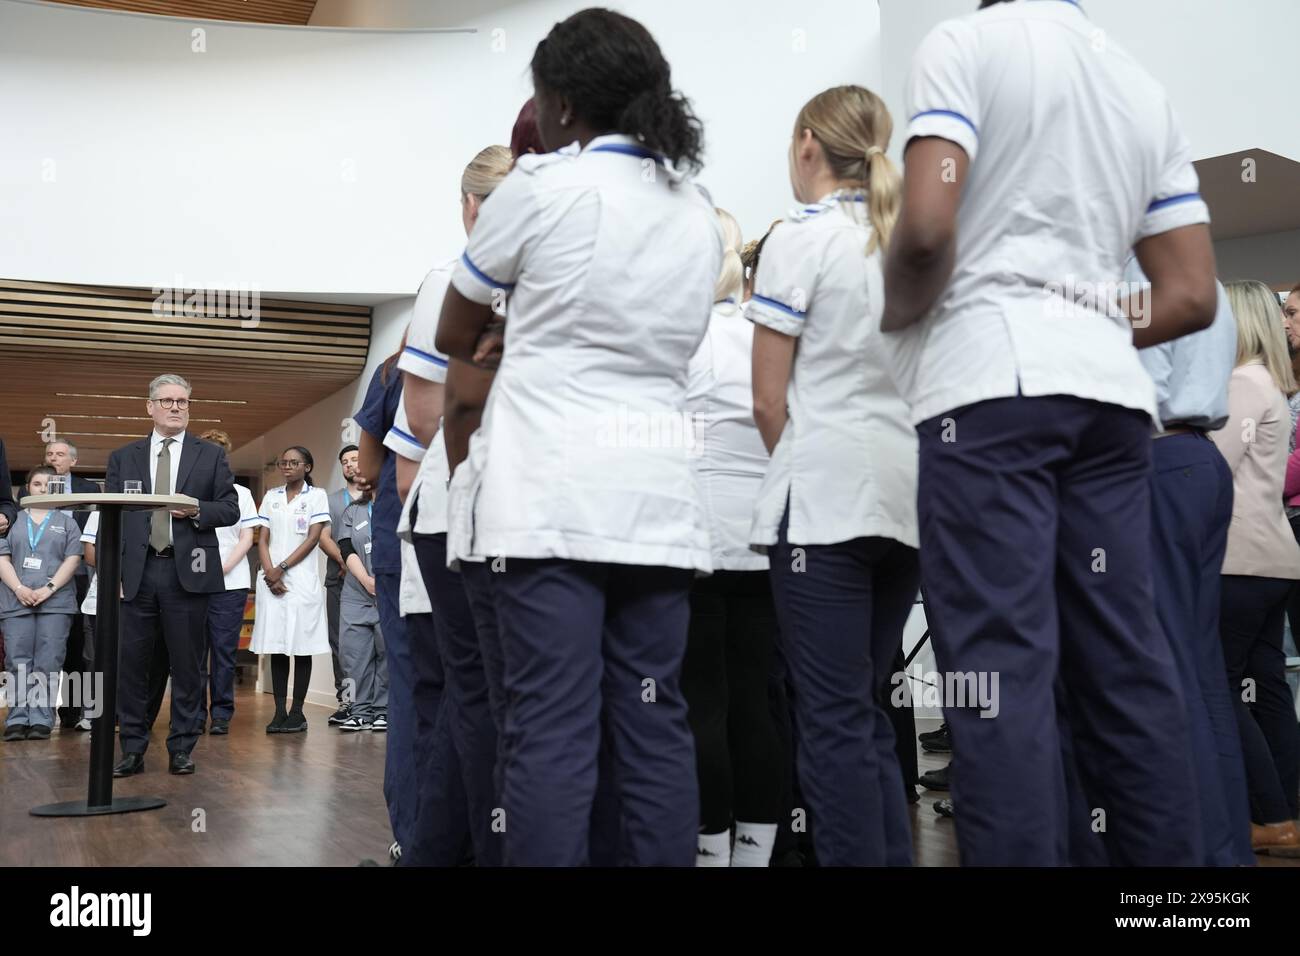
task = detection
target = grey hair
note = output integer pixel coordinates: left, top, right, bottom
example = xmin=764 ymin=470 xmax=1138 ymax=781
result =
xmin=46 ymin=439 xmax=78 ymax=458
xmin=148 ymin=373 xmax=192 ymax=399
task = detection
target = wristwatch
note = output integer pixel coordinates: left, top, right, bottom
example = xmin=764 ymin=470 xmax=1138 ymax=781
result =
xmin=45 ymin=581 xmax=57 ymax=593
xmin=278 ymin=561 xmax=289 ymax=572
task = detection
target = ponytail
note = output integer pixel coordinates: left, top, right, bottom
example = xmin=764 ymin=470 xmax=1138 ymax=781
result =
xmin=864 ymin=145 xmax=901 ymax=255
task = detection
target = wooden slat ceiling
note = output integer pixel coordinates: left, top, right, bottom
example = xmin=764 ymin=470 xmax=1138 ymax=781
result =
xmin=0 ymin=278 xmax=370 ymax=473
xmin=42 ymin=0 xmax=319 ymax=25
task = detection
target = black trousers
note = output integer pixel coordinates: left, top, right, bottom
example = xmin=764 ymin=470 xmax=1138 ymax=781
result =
xmin=119 ymin=554 xmax=209 ymax=755
xmin=56 ymin=574 xmax=91 ymax=724
xmin=1220 ymin=573 xmax=1300 ymax=823
xmin=681 ymin=570 xmax=783 ymax=833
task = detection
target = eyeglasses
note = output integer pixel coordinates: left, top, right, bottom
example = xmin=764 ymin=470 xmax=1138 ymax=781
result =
xmin=276 ymin=459 xmax=306 ymax=468
xmin=151 ymin=397 xmax=190 ymax=410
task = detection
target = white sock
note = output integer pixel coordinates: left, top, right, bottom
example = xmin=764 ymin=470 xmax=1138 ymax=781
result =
xmin=696 ymin=830 xmax=731 ymax=867
xmin=731 ymin=822 xmax=777 ymax=867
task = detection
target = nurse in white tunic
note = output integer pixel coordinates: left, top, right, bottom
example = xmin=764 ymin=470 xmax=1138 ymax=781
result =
xmin=435 ymin=9 xmax=722 ymax=867
xmin=250 ymin=446 xmax=330 ymax=734
xmin=749 ymin=86 xmax=919 ymax=867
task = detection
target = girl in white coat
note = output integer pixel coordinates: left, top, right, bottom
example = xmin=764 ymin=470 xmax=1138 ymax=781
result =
xmin=251 ymin=446 xmax=330 ymax=734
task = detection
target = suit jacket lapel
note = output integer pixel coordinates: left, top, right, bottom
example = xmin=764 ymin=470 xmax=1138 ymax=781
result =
xmin=175 ymin=433 xmax=200 ymax=494
xmin=133 ymin=439 xmax=153 ymax=490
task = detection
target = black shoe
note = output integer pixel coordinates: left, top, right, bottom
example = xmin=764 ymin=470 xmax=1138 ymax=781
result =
xmin=4 ymin=724 xmax=29 ymax=742
xmin=113 ymin=753 xmax=145 ymax=777
xmin=280 ymin=710 xmax=308 ymax=734
xmin=328 ymin=705 xmax=351 ymax=726
xmin=209 ymin=718 xmax=230 ymax=736
xmin=918 ymin=721 xmax=947 ymax=744
xmin=919 ymin=763 xmax=951 ymax=791
xmin=934 ymin=798 xmax=955 ymax=818
xmin=169 ymin=751 xmax=195 ymax=775
xmin=266 ymin=713 xmax=287 ymax=735
xmin=27 ymin=724 xmax=52 ymax=740
xmin=920 ymin=723 xmax=952 ymax=753
xmin=58 ymin=709 xmax=79 ymax=730
xmin=905 ymin=785 xmax=920 ymax=805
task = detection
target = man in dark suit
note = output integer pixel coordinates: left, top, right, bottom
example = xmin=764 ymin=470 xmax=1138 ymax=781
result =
xmin=107 ymin=374 xmax=238 ymax=777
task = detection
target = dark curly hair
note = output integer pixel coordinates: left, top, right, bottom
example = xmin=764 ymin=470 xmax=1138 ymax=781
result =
xmin=531 ymin=8 xmax=704 ymax=175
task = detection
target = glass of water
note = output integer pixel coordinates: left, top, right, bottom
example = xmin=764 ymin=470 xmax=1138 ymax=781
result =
xmin=47 ymin=475 xmax=68 ymax=495
xmin=124 ymin=480 xmax=143 ymax=494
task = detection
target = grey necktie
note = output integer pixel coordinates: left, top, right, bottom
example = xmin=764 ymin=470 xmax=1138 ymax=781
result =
xmin=150 ymin=438 xmax=174 ymax=553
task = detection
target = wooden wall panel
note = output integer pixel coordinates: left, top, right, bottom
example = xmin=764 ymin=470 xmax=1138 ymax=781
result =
xmin=0 ymin=278 xmax=370 ymax=472
xmin=42 ymin=0 xmax=319 ymax=26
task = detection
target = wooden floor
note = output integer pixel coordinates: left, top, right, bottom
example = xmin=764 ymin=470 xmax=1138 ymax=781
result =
xmin=2 ymin=687 xmax=394 ymax=866
xmin=1 ymin=702 xmax=1285 ymax=866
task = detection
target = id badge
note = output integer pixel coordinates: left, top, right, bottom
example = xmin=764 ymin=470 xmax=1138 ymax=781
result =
xmin=363 ymin=542 xmax=372 ymax=556
xmin=295 ymin=514 xmax=309 ymax=535
xmin=23 ymin=555 xmax=42 ymax=571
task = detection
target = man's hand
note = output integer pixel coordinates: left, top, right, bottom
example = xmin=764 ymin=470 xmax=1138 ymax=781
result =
xmin=0 ymin=515 xmax=9 ymax=534
xmin=169 ymin=506 xmax=199 ymax=519
xmin=472 ymin=319 xmax=506 ymax=369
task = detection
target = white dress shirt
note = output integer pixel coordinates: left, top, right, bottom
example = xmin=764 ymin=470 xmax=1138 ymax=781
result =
xmin=149 ymin=429 xmax=184 ymax=494
xmin=884 ymin=0 xmax=1211 ymax=426
xmin=445 ymin=133 xmax=723 ymax=571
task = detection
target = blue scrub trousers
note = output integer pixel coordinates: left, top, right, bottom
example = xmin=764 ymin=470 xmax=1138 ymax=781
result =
xmin=202 ymin=588 xmax=247 ymax=723
xmin=460 ymin=560 xmax=507 ymax=799
xmin=767 ymin=507 xmax=919 ymax=867
xmin=413 ymin=534 xmax=501 ymax=866
xmin=1148 ymin=433 xmax=1252 ymax=864
xmin=917 ymin=395 xmax=1202 ymax=866
xmin=491 ymin=558 xmax=698 ymax=866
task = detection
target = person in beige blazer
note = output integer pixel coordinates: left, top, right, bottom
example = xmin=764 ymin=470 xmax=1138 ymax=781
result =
xmin=1211 ymin=279 xmax=1300 ymax=854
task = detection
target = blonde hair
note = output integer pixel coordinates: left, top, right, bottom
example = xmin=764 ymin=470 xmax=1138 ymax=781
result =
xmin=714 ymin=208 xmax=744 ymax=303
xmin=461 ymin=145 xmax=513 ymax=199
xmin=200 ymin=429 xmax=232 ymax=454
xmin=794 ymin=85 xmax=901 ymax=255
xmin=1226 ymin=279 xmax=1296 ymax=395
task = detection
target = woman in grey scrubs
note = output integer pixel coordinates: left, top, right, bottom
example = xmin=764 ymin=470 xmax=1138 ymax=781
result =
xmin=0 ymin=466 xmax=83 ymax=740
xmin=337 ymin=494 xmax=387 ymax=732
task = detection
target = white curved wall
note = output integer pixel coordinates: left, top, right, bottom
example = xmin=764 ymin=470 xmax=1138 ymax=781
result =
xmin=0 ymin=0 xmax=882 ymax=297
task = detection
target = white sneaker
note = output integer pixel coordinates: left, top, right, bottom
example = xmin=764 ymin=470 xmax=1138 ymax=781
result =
xmin=371 ymin=715 xmax=388 ymax=732
xmin=388 ymin=841 xmax=402 ymax=862
xmin=340 ymin=716 xmax=371 ymax=732
xmin=75 ymin=718 xmax=93 ymax=732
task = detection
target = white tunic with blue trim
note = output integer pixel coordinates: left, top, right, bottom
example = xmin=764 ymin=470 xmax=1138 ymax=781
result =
xmin=747 ymin=195 xmax=918 ymax=550
xmin=445 ymin=133 xmax=723 ymax=571
xmin=249 ymin=484 xmax=330 ymax=655
xmin=884 ymin=0 xmax=1209 ymax=426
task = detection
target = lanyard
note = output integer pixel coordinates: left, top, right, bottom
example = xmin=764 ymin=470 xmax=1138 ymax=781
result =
xmin=367 ymin=502 xmax=373 ymax=523
xmin=27 ymin=512 xmax=53 ymax=551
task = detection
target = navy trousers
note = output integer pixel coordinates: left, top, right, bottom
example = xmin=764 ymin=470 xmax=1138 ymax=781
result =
xmin=201 ymin=588 xmax=247 ymax=723
xmin=399 ymin=608 xmax=470 ymax=866
xmin=413 ymin=535 xmax=501 ymax=866
xmin=375 ymin=569 xmax=417 ymax=850
xmin=1220 ymin=574 xmax=1300 ymax=824
xmin=119 ymin=554 xmax=209 ymax=756
xmin=919 ymin=395 xmax=1202 ymax=866
xmin=1149 ymin=434 xmax=1253 ymax=864
xmin=461 ymin=560 xmax=507 ymax=800
xmin=491 ymin=558 xmax=697 ymax=866
xmin=768 ymin=509 xmax=919 ymax=867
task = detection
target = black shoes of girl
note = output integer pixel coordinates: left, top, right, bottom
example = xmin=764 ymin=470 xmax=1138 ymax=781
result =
xmin=268 ymin=711 xmax=308 ymax=734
